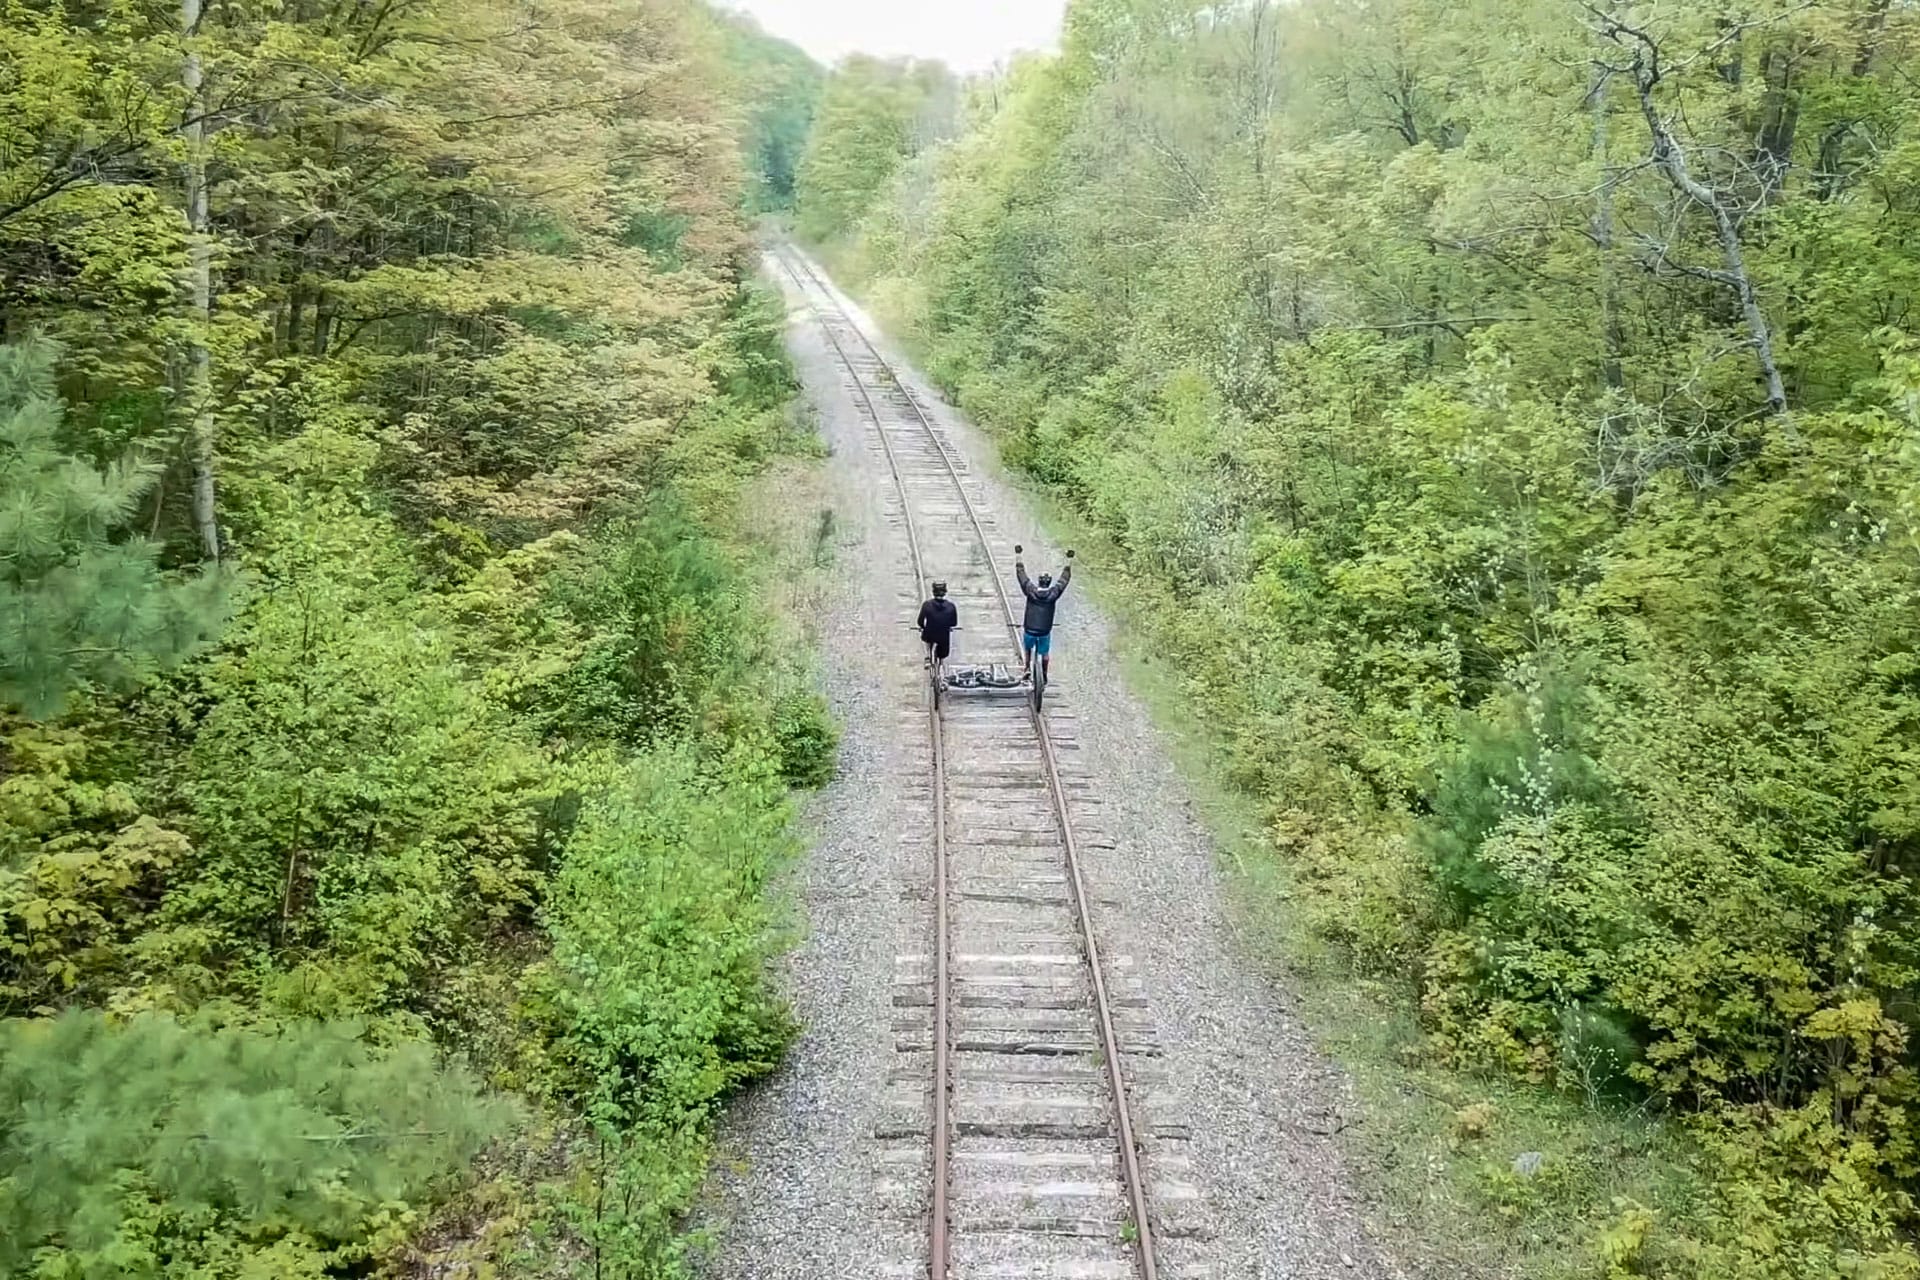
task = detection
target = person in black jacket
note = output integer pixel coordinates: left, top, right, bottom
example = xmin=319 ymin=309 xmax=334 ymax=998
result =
xmin=1014 ymin=544 xmax=1073 ymax=680
xmin=916 ymin=580 xmax=958 ymax=671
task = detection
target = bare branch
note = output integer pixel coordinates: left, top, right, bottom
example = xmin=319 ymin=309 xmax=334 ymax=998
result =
xmin=1587 ymin=7 xmax=1791 ymax=419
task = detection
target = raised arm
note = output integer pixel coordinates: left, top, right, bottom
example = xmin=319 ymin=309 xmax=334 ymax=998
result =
xmin=1015 ymin=562 xmax=1037 ymax=600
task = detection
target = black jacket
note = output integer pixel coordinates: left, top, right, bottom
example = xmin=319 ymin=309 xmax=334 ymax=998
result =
xmin=917 ymin=596 xmax=957 ymax=642
xmin=1016 ymin=563 xmax=1071 ymax=635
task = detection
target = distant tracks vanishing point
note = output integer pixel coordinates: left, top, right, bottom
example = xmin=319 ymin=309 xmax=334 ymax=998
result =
xmin=773 ymin=244 xmax=1209 ymax=1280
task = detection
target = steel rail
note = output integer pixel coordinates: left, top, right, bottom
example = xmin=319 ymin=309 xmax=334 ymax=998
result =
xmin=773 ymin=244 xmax=1160 ymax=1280
xmin=769 ymin=248 xmax=955 ymax=1278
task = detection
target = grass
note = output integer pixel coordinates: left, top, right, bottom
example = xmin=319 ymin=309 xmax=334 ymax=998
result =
xmin=735 ymin=390 xmax=841 ymax=659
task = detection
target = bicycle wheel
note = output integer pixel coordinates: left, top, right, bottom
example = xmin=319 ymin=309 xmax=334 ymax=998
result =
xmin=1030 ymin=660 xmax=1046 ymax=713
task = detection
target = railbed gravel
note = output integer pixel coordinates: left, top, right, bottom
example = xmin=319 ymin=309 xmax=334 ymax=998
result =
xmin=695 ymin=252 xmax=1408 ymax=1280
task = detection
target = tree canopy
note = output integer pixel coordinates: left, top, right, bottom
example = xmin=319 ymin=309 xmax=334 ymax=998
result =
xmin=1 ymin=0 xmax=829 ymax=1274
xmin=721 ymin=13 xmax=826 ymax=211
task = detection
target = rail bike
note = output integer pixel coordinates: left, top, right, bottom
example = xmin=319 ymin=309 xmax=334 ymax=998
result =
xmin=920 ymin=628 xmax=1048 ymax=713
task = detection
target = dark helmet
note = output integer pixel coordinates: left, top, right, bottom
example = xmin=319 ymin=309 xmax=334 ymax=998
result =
xmin=1038 ymin=573 xmax=1053 ymax=588
xmin=931 ymin=581 xmax=947 ymax=597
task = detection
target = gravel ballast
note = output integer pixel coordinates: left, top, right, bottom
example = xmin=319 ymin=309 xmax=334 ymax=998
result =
xmin=696 ymin=251 xmax=1406 ymax=1279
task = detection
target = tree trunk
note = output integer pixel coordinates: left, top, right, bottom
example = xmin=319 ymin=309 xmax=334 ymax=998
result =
xmin=1755 ymin=49 xmax=1798 ymax=197
xmin=182 ymin=0 xmax=219 ymax=561
xmin=1598 ymin=17 xmax=1789 ymax=419
xmin=1816 ymin=0 xmax=1892 ymax=200
xmin=1642 ymin=107 xmax=1787 ymax=414
xmin=1624 ymin=46 xmax=1789 ymax=416
xmin=285 ymin=286 xmax=305 ymax=357
xmin=312 ymin=299 xmax=334 ymax=358
xmin=1591 ymin=69 xmax=1624 ymax=392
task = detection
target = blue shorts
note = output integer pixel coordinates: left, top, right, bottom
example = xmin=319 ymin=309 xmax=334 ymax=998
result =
xmin=1021 ymin=630 xmax=1051 ymax=657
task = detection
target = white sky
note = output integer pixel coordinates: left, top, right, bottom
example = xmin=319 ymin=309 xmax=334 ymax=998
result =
xmin=724 ymin=0 xmax=1070 ymax=74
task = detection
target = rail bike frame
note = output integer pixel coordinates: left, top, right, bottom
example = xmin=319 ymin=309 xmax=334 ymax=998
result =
xmin=926 ymin=638 xmax=1044 ymax=713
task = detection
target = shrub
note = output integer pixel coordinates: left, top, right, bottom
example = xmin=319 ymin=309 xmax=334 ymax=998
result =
xmin=538 ymin=749 xmax=795 ymax=1117
xmin=530 ymin=748 xmax=797 ymax=1274
xmin=540 ymin=502 xmax=744 ymax=746
xmin=771 ymin=690 xmax=838 ymax=788
xmin=169 ymin=482 xmax=554 ymax=1017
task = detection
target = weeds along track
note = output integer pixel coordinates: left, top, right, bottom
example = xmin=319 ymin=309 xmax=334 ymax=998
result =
xmin=772 ymin=245 xmax=1212 ymax=1280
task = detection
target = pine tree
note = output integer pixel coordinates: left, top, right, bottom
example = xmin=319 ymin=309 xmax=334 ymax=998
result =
xmin=0 ymin=1010 xmax=507 ymax=1276
xmin=0 ymin=336 xmax=231 ymax=718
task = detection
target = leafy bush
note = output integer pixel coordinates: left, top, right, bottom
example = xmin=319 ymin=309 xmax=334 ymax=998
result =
xmin=771 ymin=690 xmax=838 ymax=788
xmin=539 ymin=749 xmax=795 ymax=1115
xmin=540 ymin=503 xmax=744 ymax=746
xmin=0 ymin=348 xmax=829 ymax=1270
xmin=532 ymin=748 xmax=797 ymax=1272
xmin=166 ymin=468 xmax=556 ymax=1020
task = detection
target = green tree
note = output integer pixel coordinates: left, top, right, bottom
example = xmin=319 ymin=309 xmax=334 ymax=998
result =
xmin=794 ymin=55 xmax=958 ymax=243
xmin=720 ymin=16 xmax=825 ymax=211
xmin=0 ymin=338 xmax=229 ymax=718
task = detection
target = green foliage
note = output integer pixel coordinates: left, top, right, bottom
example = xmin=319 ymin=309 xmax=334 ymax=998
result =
xmin=1 ymin=0 xmax=833 ymax=1272
xmin=536 ymin=491 xmax=838 ymax=787
xmin=526 ymin=747 xmax=795 ymax=1276
xmin=719 ymin=16 xmax=825 ymax=212
xmin=794 ymin=56 xmax=959 ymax=243
xmin=0 ymin=732 xmax=187 ymax=1014
xmin=0 ymin=339 xmax=230 ymax=719
xmin=542 ymin=503 xmax=744 ymax=746
xmin=770 ymin=691 xmax=838 ymax=789
xmin=171 ymin=467 xmax=556 ymax=1020
xmin=541 ymin=751 xmax=796 ymax=1110
xmin=806 ymin=0 xmax=1920 ymax=1269
xmin=0 ymin=1010 xmax=505 ymax=1279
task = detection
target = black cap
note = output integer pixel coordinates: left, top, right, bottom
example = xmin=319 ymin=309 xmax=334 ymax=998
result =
xmin=931 ymin=581 xmax=947 ymax=596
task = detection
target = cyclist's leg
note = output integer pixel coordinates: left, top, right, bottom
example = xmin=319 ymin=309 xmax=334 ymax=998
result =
xmin=1034 ymin=631 xmax=1052 ymax=678
xmin=1020 ymin=629 xmax=1036 ymax=675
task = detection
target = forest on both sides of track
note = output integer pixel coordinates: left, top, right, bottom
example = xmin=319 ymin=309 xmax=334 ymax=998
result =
xmin=789 ymin=0 xmax=1920 ymax=1276
xmin=0 ymin=2 xmax=830 ymax=1277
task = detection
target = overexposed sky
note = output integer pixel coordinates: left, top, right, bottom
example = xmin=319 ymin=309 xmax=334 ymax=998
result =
xmin=725 ymin=0 xmax=1069 ymax=73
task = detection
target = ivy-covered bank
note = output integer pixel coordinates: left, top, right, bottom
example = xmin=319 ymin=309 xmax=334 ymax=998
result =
xmin=0 ymin=1 xmax=829 ymax=1276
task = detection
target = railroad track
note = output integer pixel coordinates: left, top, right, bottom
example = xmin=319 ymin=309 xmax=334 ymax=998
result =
xmin=770 ymin=245 xmax=1210 ymax=1279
